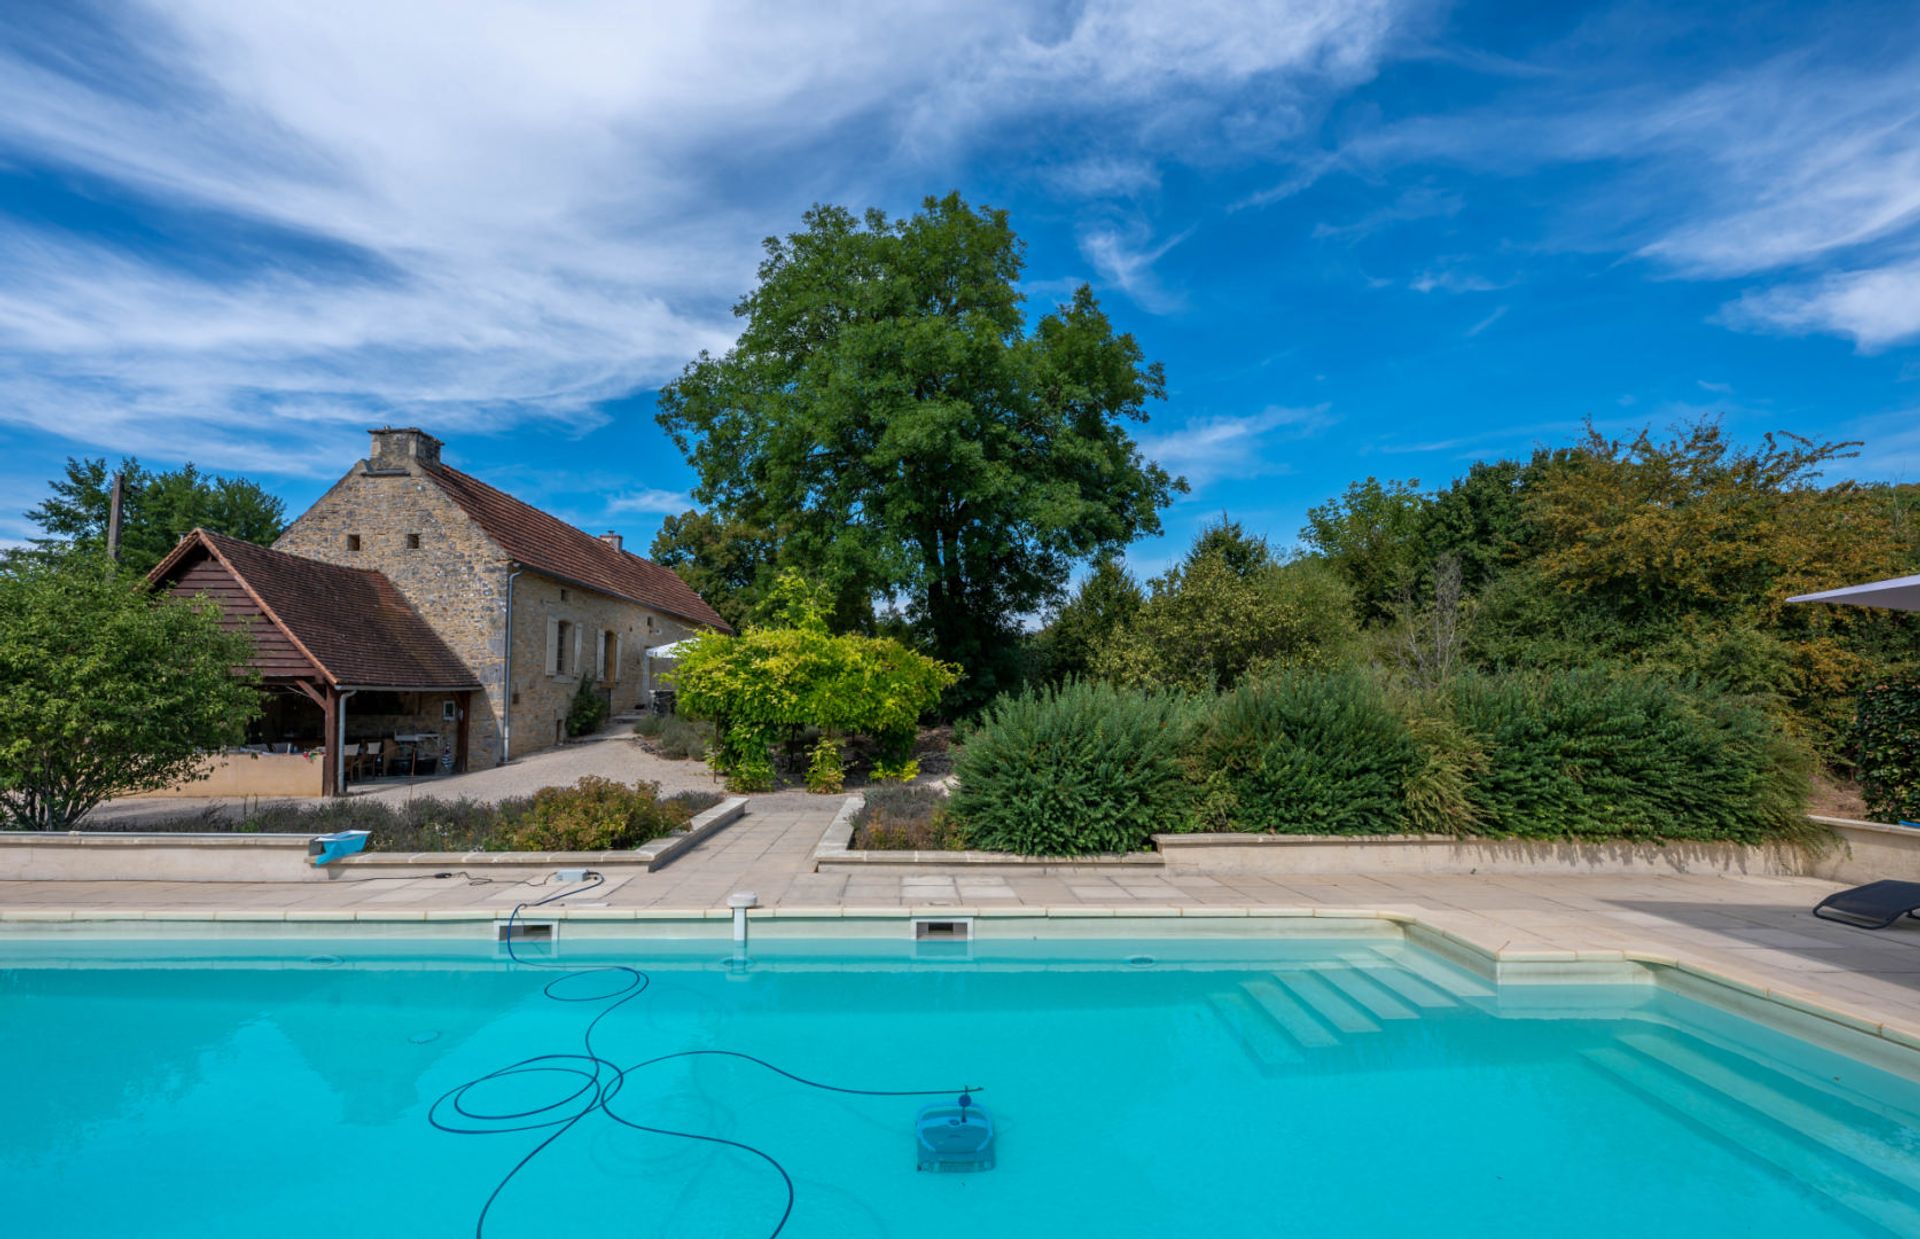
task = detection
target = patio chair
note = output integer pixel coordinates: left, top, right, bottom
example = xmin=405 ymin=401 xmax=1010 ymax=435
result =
xmin=379 ymin=737 xmax=415 ymax=778
xmin=345 ymin=742 xmax=376 ymax=783
xmin=1811 ymin=880 xmax=1920 ymax=929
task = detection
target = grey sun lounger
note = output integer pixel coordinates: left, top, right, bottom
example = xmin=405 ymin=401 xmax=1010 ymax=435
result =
xmin=1811 ymin=880 xmax=1920 ymax=929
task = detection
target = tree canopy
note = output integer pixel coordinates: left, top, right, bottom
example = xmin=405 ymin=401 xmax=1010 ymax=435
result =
xmin=24 ymin=456 xmax=286 ymax=574
xmin=1297 ymin=418 xmax=1920 ymax=760
xmin=1093 ymin=520 xmax=1358 ymax=694
xmin=654 ymin=192 xmax=1183 ymax=708
xmin=0 ymin=553 xmax=261 ymax=830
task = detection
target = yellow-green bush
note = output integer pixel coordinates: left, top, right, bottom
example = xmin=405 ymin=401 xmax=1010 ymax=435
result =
xmin=674 ymin=571 xmax=958 ymax=792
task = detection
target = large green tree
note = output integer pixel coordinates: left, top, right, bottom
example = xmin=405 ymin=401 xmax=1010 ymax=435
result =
xmin=655 ymin=193 xmax=1183 ymax=707
xmin=0 ymin=553 xmax=261 ymax=830
xmin=25 ymin=457 xmax=287 ymax=575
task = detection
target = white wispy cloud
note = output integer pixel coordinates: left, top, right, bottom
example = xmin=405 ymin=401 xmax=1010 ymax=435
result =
xmin=1077 ymin=221 xmax=1196 ymax=312
xmin=1331 ymin=35 xmax=1920 ymax=346
xmin=607 ymin=488 xmax=695 ymax=516
xmin=1139 ymin=404 xmax=1334 ymax=487
xmin=1721 ymin=258 xmax=1920 ymax=352
xmin=1464 ymin=305 xmax=1507 ymax=337
xmin=0 ymin=1 xmax=1417 ymax=469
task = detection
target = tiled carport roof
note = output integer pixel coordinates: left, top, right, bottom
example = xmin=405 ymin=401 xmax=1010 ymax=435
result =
xmin=422 ymin=462 xmax=733 ymax=632
xmin=150 ymin=529 xmax=482 ymax=689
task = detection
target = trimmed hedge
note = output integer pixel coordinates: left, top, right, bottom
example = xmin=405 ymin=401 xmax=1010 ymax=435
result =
xmin=1188 ymin=670 xmax=1416 ymax=835
xmin=1449 ymin=670 xmax=1809 ymax=844
xmin=1854 ymin=678 xmax=1920 ymax=823
xmin=949 ymin=667 xmax=1813 ymax=853
xmin=951 ymin=681 xmax=1197 ymax=855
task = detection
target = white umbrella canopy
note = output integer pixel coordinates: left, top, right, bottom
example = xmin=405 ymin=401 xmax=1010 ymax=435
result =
xmin=645 ymin=638 xmax=698 ymax=658
xmin=1788 ymin=573 xmax=1920 ymax=612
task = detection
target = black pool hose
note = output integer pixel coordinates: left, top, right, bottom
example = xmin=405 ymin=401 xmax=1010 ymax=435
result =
xmin=427 ymin=874 xmax=981 ymax=1238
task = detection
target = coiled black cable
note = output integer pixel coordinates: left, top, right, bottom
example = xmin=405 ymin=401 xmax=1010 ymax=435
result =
xmin=428 ymin=875 xmax=981 ymax=1238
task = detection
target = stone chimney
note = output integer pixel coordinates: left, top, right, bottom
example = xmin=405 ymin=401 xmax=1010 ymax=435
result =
xmin=599 ymin=531 xmax=624 ymax=554
xmin=368 ymin=427 xmax=443 ymax=471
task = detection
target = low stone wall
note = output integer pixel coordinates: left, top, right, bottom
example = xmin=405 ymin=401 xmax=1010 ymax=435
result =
xmin=814 ymin=789 xmax=1906 ymax=879
xmin=331 ymin=796 xmax=747 ymax=875
xmin=1808 ymin=816 xmax=1920 ymax=885
xmin=0 ymin=798 xmax=750 ymax=883
xmin=130 ymin=751 xmax=325 ymax=798
xmin=811 ymin=794 xmax=1160 ymax=874
xmin=1150 ymin=832 xmax=1812 ymax=876
xmin=0 ymin=832 xmax=325 ymax=882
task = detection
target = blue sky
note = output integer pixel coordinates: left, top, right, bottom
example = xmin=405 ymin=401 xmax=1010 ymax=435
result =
xmin=2 ymin=1 xmax=1918 ymax=580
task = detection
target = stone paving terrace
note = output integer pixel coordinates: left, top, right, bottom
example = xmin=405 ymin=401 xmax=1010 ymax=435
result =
xmin=8 ymin=793 xmax=1920 ymax=1051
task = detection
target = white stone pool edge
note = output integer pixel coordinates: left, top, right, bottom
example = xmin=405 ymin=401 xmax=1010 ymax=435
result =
xmin=5 ymin=904 xmax=1918 ymax=1081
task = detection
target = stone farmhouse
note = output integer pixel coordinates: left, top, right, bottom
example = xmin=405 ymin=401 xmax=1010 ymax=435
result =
xmin=150 ymin=427 xmax=730 ymax=795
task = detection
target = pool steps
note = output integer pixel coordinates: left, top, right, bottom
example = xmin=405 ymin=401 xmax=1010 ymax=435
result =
xmin=1208 ymin=992 xmax=1305 ymax=1074
xmin=1315 ymin=967 xmax=1418 ymax=1021
xmin=1209 ymin=952 xmax=1920 ymax=1236
xmin=1583 ymin=1035 xmax=1920 ymax=1237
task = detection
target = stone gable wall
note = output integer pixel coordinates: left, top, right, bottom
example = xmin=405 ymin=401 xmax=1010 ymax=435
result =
xmin=509 ymin=571 xmax=701 ymax=755
xmin=274 ymin=461 xmax=512 ymax=766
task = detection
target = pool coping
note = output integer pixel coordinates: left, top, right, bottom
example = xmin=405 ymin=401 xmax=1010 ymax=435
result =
xmin=5 ymin=902 xmax=1918 ymax=1076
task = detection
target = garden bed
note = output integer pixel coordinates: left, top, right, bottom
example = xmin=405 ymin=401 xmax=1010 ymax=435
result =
xmin=55 ymin=779 xmax=725 ymax=853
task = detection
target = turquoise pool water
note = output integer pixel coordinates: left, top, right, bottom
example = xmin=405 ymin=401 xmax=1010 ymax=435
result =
xmin=5 ymin=935 xmax=1920 ymax=1238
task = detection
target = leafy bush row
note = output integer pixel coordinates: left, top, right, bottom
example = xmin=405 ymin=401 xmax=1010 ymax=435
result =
xmin=950 ymin=670 xmax=1813 ymax=856
xmin=124 ymin=778 xmax=723 ymax=852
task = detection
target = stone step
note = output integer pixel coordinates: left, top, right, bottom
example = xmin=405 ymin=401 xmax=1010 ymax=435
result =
xmin=1208 ymin=992 xmax=1304 ymax=1073
xmin=1276 ymin=970 xmax=1381 ymax=1035
xmin=1366 ymin=944 xmax=1494 ymax=998
xmin=1336 ymin=952 xmax=1457 ymax=1009
xmin=1240 ymin=978 xmax=1341 ymax=1049
xmin=1618 ymin=1032 xmax=1920 ymax=1199
xmin=1584 ymin=1045 xmax=1920 ymax=1238
xmin=1315 ymin=966 xmax=1419 ymax=1021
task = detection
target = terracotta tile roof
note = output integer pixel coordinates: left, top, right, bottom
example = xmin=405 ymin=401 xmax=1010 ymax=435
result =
xmin=422 ymin=463 xmax=732 ymax=632
xmin=151 ymin=530 xmax=482 ymax=689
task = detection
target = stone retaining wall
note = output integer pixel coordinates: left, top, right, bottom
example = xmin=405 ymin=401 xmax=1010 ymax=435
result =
xmin=1150 ymin=832 xmax=1810 ymax=876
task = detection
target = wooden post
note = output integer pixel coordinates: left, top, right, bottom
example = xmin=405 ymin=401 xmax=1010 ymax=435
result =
xmin=454 ymin=690 xmax=472 ymax=773
xmin=320 ymin=685 xmax=339 ymax=797
xmin=106 ymin=471 xmax=124 ymax=563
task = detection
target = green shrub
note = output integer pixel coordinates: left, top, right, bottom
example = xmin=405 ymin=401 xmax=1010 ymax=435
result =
xmin=507 ymin=776 xmax=698 ymax=850
xmin=674 ymin=570 xmax=958 ymax=792
xmin=1400 ymin=708 xmax=1488 ymax=835
xmin=1853 ymin=678 xmax=1920 ymax=823
xmin=1449 ymin=669 xmax=1810 ymax=842
xmin=852 ymin=785 xmax=968 ymax=850
xmin=951 ymin=681 xmax=1197 ymax=855
xmin=566 ymin=676 xmax=609 ymax=737
xmin=806 ymin=735 xmax=845 ymax=794
xmin=1189 ymin=669 xmax=1417 ymax=835
xmin=632 ymin=713 xmax=667 ymax=738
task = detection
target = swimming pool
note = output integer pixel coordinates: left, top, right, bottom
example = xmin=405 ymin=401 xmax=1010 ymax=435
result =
xmin=5 ymin=934 xmax=1919 ymax=1238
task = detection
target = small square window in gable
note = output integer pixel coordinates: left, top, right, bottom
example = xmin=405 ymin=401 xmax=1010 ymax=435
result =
xmin=560 ymin=588 xmax=570 ymax=602
xmin=406 ymin=533 xmax=421 ymax=550
xmin=346 ymin=534 xmax=361 ymax=552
